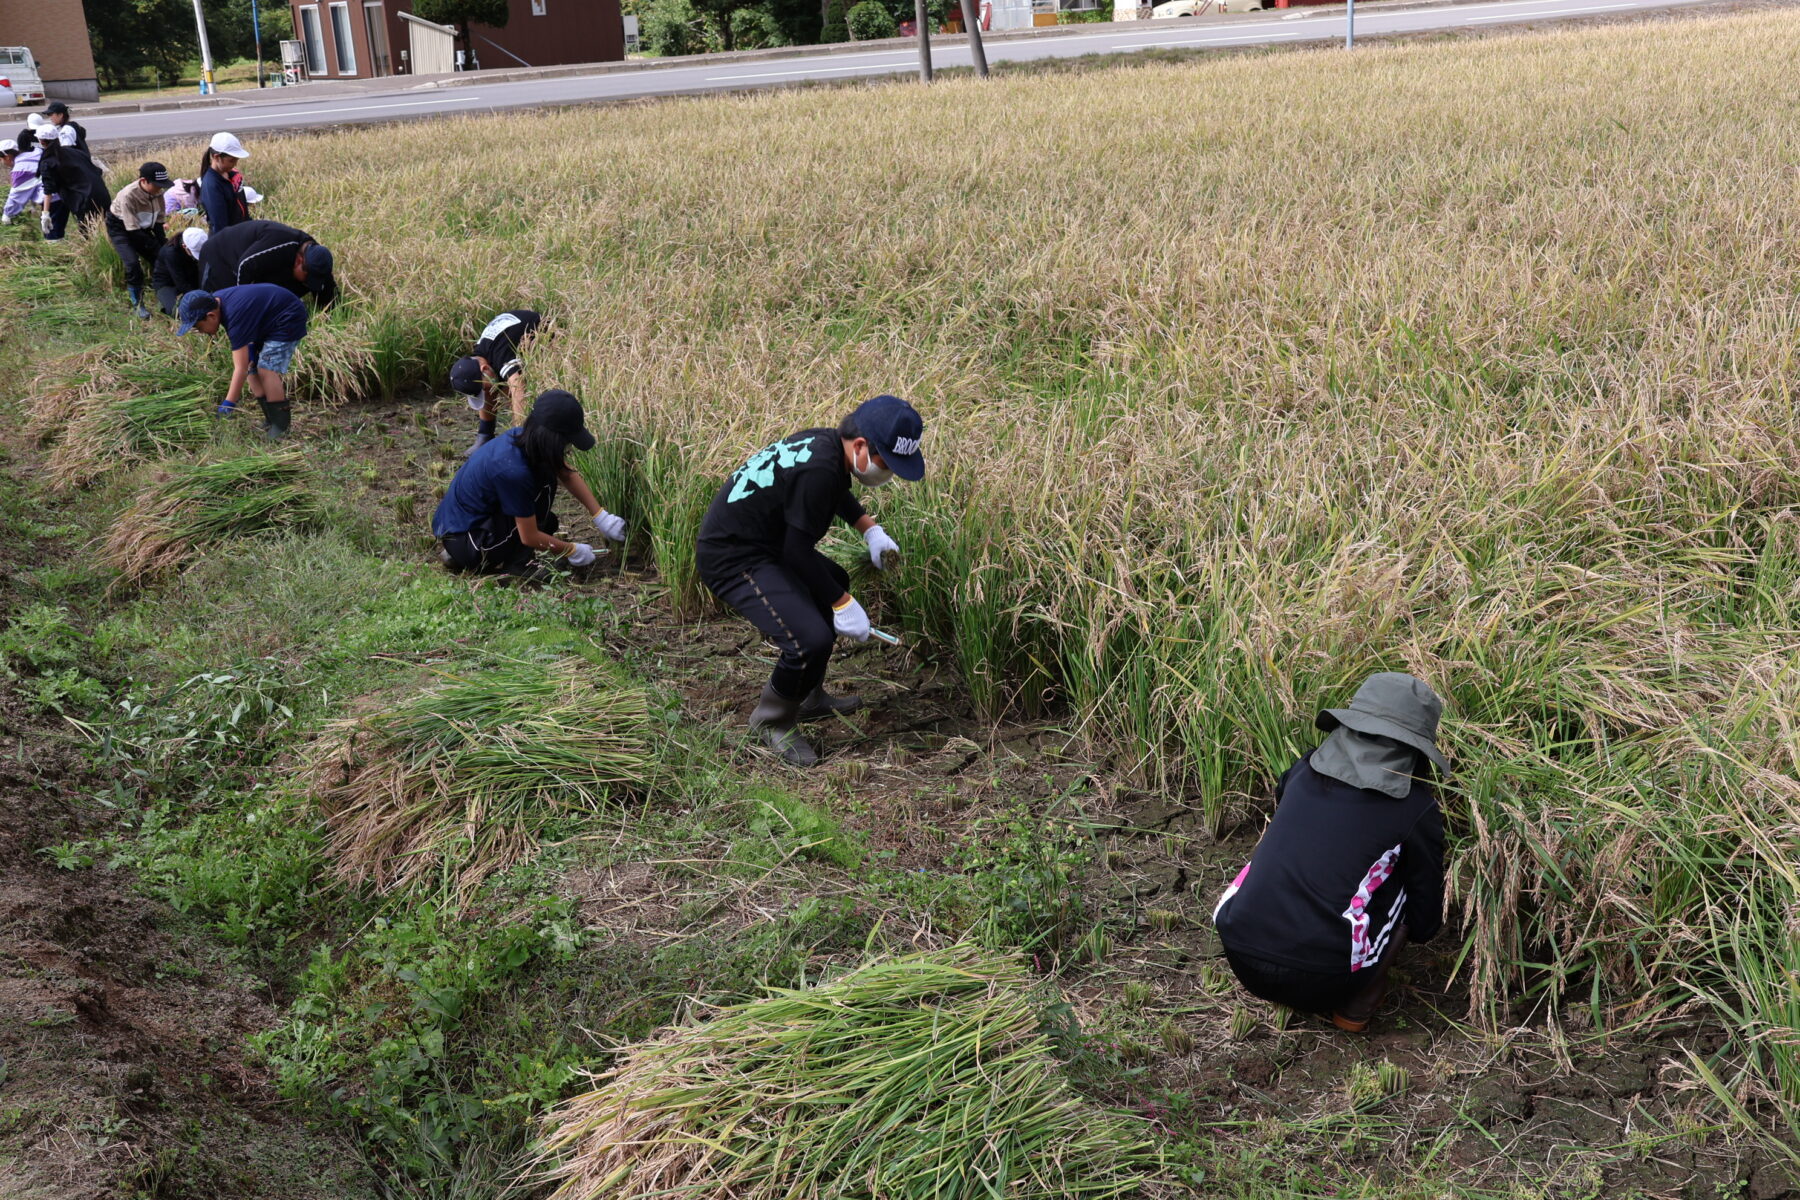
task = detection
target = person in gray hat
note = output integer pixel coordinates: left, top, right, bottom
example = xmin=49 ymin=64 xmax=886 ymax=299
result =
xmin=1211 ymin=672 xmax=1449 ymax=1032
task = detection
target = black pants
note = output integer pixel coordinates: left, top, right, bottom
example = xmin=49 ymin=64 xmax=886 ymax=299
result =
xmin=43 ymin=198 xmax=69 ymax=240
xmin=442 ymin=509 xmax=559 ymax=575
xmin=1222 ymin=948 xmax=1362 ymax=1015
xmin=104 ymin=217 xmax=160 ymax=291
xmin=155 ymin=284 xmax=184 ymax=317
xmin=706 ymin=558 xmax=850 ymax=701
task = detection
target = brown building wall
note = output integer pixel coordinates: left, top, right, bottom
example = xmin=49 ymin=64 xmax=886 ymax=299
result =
xmin=289 ymin=0 xmax=620 ymax=80
xmin=0 ymin=0 xmax=99 ymax=101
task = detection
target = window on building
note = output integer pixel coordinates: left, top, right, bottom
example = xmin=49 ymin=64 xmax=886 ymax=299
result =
xmin=300 ymin=5 xmax=328 ymax=74
xmin=330 ymin=2 xmax=358 ymax=73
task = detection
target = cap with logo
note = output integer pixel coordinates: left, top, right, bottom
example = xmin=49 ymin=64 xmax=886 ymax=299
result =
xmin=849 ymin=394 xmax=925 ymax=481
xmin=139 ymin=161 xmax=172 ymax=188
xmin=529 ymin=389 xmax=596 ymax=453
xmin=176 ymin=290 xmax=219 ymax=336
xmin=208 ymin=131 xmax=250 ymax=159
xmin=301 ymin=243 xmax=334 ymax=294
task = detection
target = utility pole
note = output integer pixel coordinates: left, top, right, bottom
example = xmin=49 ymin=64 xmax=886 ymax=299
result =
xmin=251 ymin=0 xmax=263 ymax=86
xmin=915 ymin=0 xmax=933 ymax=82
xmin=191 ymin=0 xmax=216 ymax=93
xmin=1345 ymin=0 xmax=1354 ymax=48
xmin=959 ymin=0 xmax=988 ymax=77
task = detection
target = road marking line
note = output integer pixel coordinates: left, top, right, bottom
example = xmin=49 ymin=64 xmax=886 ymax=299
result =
xmin=224 ymin=96 xmax=487 ymax=122
xmin=706 ymin=61 xmax=914 ymax=79
xmin=1469 ymin=1 xmax=1635 ymax=17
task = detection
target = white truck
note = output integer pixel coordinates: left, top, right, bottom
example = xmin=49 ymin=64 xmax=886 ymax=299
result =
xmin=0 ymin=47 xmax=46 ymax=106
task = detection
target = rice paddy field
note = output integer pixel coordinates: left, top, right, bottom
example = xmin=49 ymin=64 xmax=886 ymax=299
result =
xmin=5 ymin=3 xmax=1800 ymax=1198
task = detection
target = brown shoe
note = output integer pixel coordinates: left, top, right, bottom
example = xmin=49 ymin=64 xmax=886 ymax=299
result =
xmin=1330 ymin=1011 xmax=1371 ymax=1033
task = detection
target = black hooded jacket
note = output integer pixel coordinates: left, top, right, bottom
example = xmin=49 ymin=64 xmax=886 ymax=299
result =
xmin=198 ymin=219 xmax=336 ymax=309
xmin=151 ymin=239 xmax=201 ymax=294
xmin=1212 ymin=756 xmax=1445 ymax=974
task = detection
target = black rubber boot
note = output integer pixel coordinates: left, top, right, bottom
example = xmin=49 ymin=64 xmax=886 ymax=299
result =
xmin=262 ymin=400 xmax=292 ymax=441
xmin=797 ymin=686 xmax=863 ymax=722
xmin=128 ymin=286 xmax=150 ymax=320
xmin=749 ymin=684 xmax=818 ymax=767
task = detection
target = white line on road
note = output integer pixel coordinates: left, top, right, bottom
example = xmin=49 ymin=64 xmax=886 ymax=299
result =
xmin=1468 ymin=2 xmax=1635 ymax=17
xmin=224 ymin=96 xmax=489 ymax=122
xmin=706 ymin=60 xmax=915 ymax=80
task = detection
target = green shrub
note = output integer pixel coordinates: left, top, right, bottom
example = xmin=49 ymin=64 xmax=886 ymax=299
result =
xmin=730 ymin=5 xmax=788 ymax=47
xmin=820 ymin=0 xmax=849 ymax=41
xmin=641 ymin=0 xmax=714 ymax=55
xmin=846 ymin=0 xmax=896 ymax=39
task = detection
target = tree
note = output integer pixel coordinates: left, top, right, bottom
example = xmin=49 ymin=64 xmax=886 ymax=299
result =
xmin=845 ymin=0 xmax=894 ymax=38
xmin=415 ymin=0 xmax=509 ymax=68
xmin=820 ymin=0 xmax=849 ymax=42
xmin=84 ymin=0 xmax=198 ymax=89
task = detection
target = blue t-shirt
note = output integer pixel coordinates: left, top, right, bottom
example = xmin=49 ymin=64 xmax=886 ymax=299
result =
xmin=217 ymin=282 xmax=308 ymax=351
xmin=432 ymin=430 xmax=546 ymax=537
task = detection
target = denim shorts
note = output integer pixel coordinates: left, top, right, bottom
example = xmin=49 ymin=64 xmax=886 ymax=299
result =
xmin=254 ymin=338 xmax=299 ymax=374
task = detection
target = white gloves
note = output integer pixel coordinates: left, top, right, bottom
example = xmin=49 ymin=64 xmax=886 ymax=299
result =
xmin=593 ymin=510 xmax=627 ymax=542
xmin=863 ymin=523 xmax=899 ymax=570
xmin=566 ymin=543 xmax=597 ymax=568
xmin=832 ymin=595 xmax=871 ymax=642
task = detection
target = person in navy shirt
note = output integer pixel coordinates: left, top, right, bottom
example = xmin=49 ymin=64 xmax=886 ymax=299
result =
xmin=176 ymin=283 xmax=308 ymax=440
xmin=432 ymin=389 xmax=627 ymax=580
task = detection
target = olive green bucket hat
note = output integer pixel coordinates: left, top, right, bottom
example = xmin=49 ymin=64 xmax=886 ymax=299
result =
xmin=1316 ymin=672 xmax=1450 ymax=775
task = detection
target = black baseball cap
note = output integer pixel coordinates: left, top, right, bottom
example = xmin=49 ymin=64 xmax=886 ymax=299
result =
xmin=301 ymin=243 xmax=334 ymax=293
xmin=139 ymin=161 xmax=171 ymax=188
xmin=529 ymin=389 xmax=595 ymax=452
xmin=42 ymin=101 xmax=68 ymax=116
xmin=850 ymin=394 xmax=925 ymax=481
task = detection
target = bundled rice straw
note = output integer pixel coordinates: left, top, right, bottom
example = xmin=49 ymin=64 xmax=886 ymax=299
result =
xmin=310 ymin=658 xmax=652 ymax=898
xmin=532 ymin=945 xmax=1163 ymax=1200
xmin=103 ymin=451 xmax=320 ymax=585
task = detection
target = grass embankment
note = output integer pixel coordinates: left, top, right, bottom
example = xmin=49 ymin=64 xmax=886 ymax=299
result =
xmin=182 ymin=3 xmax=1800 ymax=1118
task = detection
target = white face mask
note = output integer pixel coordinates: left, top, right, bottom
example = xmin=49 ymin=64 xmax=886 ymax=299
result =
xmin=852 ymin=442 xmax=894 ymax=488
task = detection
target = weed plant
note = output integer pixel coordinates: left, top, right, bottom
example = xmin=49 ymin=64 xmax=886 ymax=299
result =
xmin=532 ymin=945 xmax=1161 ymax=1200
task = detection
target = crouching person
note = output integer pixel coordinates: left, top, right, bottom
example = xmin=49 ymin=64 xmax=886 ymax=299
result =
xmin=431 ymin=389 xmax=627 ymax=582
xmin=1211 ymin=672 xmax=1448 ymax=1032
xmin=695 ymin=395 xmax=923 ymax=767
xmin=176 ymin=283 xmax=307 ymax=440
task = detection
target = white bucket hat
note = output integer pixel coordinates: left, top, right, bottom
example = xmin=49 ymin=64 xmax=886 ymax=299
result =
xmin=208 ymin=131 xmax=249 ymax=158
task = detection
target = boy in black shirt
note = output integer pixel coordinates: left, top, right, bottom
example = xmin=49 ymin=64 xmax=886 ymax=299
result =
xmin=450 ymin=309 xmax=541 ymax=454
xmin=1212 ymin=672 xmax=1449 ymax=1032
xmin=696 ymin=395 xmax=924 ymax=766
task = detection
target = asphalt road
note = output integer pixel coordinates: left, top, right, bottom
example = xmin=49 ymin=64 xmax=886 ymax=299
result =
xmin=80 ymin=0 xmax=1710 ymax=144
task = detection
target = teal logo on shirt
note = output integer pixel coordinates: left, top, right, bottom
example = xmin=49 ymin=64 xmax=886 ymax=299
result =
xmin=726 ymin=436 xmax=814 ymax=503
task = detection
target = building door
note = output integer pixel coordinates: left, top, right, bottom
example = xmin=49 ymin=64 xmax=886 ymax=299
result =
xmin=363 ymin=3 xmax=391 ymax=76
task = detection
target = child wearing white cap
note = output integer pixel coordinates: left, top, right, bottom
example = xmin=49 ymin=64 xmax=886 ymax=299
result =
xmin=198 ymin=132 xmax=251 ymax=232
xmin=153 ymin=227 xmax=208 ymax=317
xmin=4 ymin=128 xmax=43 ymax=227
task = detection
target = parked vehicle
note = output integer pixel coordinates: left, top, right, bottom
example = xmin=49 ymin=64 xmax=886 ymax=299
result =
xmin=1150 ymin=0 xmax=1268 ymax=12
xmin=0 ymin=47 xmax=45 ymax=106
xmin=0 ymin=79 xmax=12 ymax=108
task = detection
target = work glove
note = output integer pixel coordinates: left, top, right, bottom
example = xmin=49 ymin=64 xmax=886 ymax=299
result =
xmin=832 ymin=595 xmax=871 ymax=642
xmin=566 ymin=543 xmax=597 ymax=568
xmin=863 ymin=523 xmax=900 ymax=571
xmin=216 ymin=398 xmax=238 ymax=416
xmin=593 ymin=510 xmax=627 ymax=542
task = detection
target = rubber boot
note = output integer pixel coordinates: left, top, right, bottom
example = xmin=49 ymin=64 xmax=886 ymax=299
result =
xmin=254 ymin=398 xmax=275 ymax=434
xmin=262 ymin=400 xmax=292 ymax=442
xmin=797 ymin=685 xmax=862 ymax=722
xmin=128 ymin=285 xmax=151 ymax=320
xmin=749 ymin=683 xmax=818 ymax=767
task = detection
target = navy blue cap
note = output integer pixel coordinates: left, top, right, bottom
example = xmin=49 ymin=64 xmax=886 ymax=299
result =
xmin=176 ymin=290 xmax=217 ymax=335
xmin=530 ymin=389 xmax=595 ymax=453
xmin=851 ymin=394 xmax=924 ymax=481
xmin=449 ymin=356 xmax=485 ymax=396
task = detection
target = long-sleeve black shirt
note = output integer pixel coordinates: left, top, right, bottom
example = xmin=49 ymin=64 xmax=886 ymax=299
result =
xmin=1213 ymin=756 xmax=1445 ymax=974
xmin=151 ymin=240 xmax=201 ymax=295
xmin=199 ymin=219 xmax=336 ymax=309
